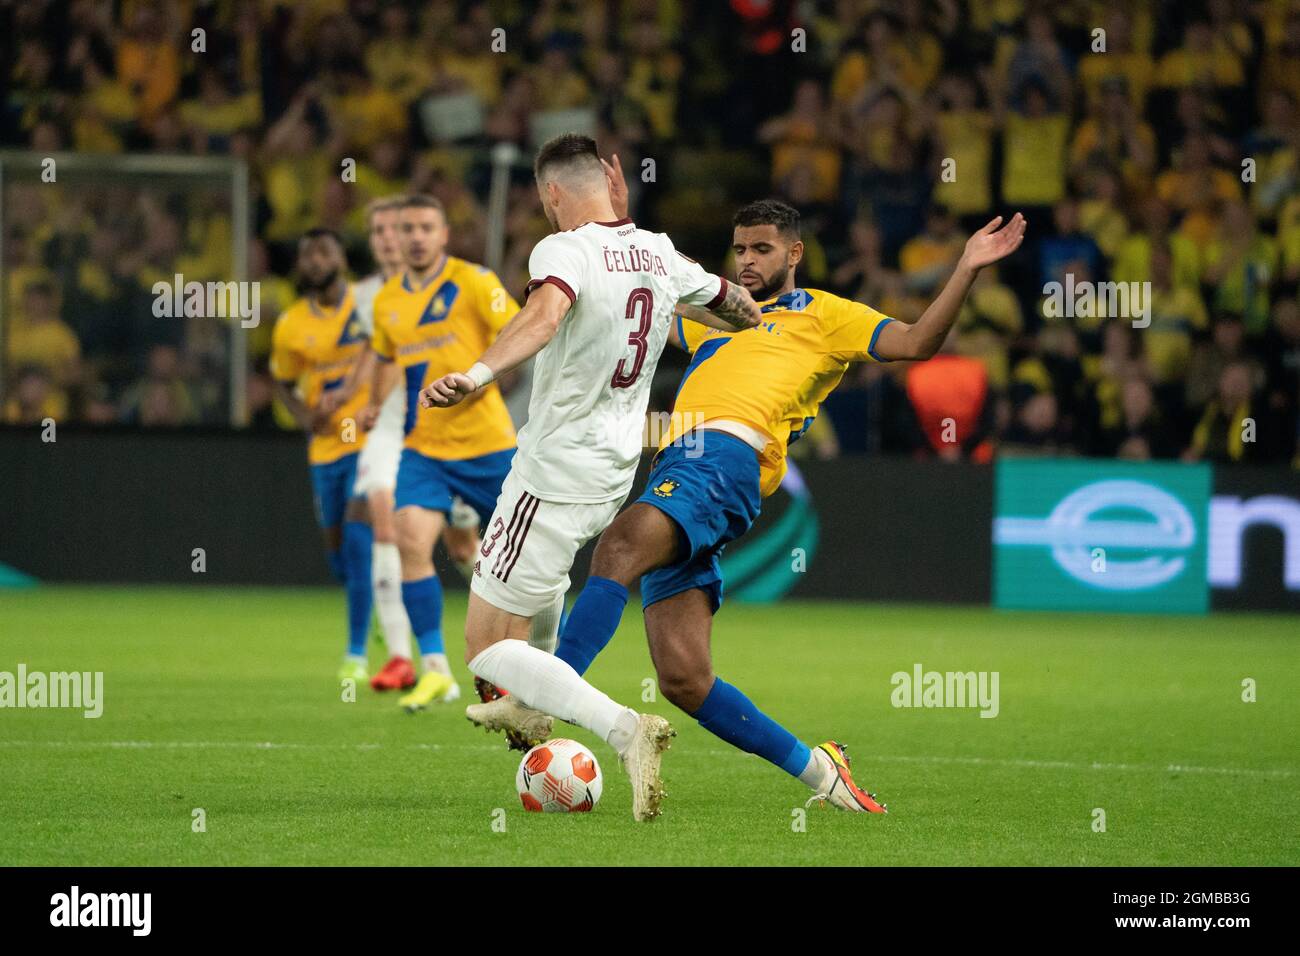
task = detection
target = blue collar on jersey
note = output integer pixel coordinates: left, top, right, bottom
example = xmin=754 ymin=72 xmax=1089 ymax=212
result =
xmin=401 ymin=254 xmax=449 ymax=293
xmin=760 ymin=288 xmax=814 ymax=313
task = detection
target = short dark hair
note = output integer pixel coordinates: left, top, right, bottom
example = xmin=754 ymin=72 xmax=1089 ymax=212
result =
xmin=400 ymin=194 xmax=445 ymax=216
xmin=733 ymin=199 xmax=800 ymax=240
xmin=300 ymin=227 xmax=344 ymax=248
xmin=534 ymin=133 xmax=600 ymax=180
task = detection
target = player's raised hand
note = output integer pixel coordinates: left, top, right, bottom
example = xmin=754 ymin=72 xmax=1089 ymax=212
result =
xmin=959 ymin=213 xmax=1027 ymax=271
xmin=601 ymin=153 xmax=629 ymax=219
xmin=420 ymin=372 xmax=476 ymax=408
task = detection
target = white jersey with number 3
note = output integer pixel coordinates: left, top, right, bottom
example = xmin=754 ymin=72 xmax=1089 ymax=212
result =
xmin=514 ymin=218 xmax=726 ymax=503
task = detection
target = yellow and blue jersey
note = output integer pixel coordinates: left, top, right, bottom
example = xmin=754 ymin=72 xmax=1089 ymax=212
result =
xmin=665 ymin=287 xmax=894 ymax=497
xmin=371 ymin=256 xmax=520 ymax=461
xmin=270 ymin=286 xmax=370 ymax=465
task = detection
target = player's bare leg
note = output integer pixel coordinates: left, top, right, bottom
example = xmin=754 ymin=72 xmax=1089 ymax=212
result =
xmin=443 ymin=516 xmax=479 ymax=581
xmin=462 ymin=597 xmax=554 ymax=746
xmin=395 ymin=505 xmax=460 ymax=708
xmin=368 ymin=486 xmax=416 ymax=691
xmin=645 ymin=589 xmax=886 ymax=813
xmin=590 ymin=503 xmax=681 ymax=587
xmin=448 ymin=519 xmax=565 ymax=707
xmin=463 ymin=592 xmax=674 ymax=821
xmin=554 ymin=503 xmax=680 ymax=675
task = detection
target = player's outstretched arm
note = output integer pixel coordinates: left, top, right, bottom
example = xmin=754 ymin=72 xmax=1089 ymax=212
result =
xmin=677 ymin=282 xmax=762 ymax=332
xmin=873 ymin=212 xmax=1026 ymax=362
xmin=419 ymin=281 xmax=572 ymax=409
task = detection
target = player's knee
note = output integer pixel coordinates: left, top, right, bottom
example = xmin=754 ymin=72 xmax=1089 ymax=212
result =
xmin=396 ymin=528 xmax=430 ymax=572
xmin=591 ymin=520 xmax=648 ymax=584
xmin=657 ymin=667 xmax=712 ymax=714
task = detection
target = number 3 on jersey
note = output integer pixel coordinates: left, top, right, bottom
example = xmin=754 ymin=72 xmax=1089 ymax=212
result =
xmin=611 ymin=287 xmax=652 ymax=389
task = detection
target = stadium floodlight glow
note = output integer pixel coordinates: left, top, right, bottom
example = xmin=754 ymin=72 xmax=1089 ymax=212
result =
xmin=994 ymin=479 xmax=1196 ymax=590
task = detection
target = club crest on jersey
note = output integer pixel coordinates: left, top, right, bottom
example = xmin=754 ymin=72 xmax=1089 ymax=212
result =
xmin=652 ymin=479 xmax=680 ymax=498
xmin=335 ymin=310 xmax=365 ymax=345
xmin=418 ymin=281 xmax=460 ymax=325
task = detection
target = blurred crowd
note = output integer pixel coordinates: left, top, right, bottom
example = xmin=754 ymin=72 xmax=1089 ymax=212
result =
xmin=2 ymin=0 xmax=1299 ymax=466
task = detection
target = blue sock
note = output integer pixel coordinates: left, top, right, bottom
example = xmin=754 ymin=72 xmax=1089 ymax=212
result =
xmin=556 ymin=576 xmax=628 ymax=675
xmin=692 ymin=677 xmax=811 ymax=779
xmin=341 ymin=521 xmax=373 ymax=657
xmin=402 ymin=576 xmax=444 ymax=656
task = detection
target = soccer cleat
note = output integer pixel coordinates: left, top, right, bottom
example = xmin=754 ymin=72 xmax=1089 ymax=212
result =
xmin=464 ymin=696 xmax=553 ymax=750
xmin=370 ymin=656 xmax=417 ymax=692
xmin=805 ymin=741 xmax=888 ymax=813
xmin=475 ymin=676 xmax=506 ymax=702
xmin=399 ymin=671 xmax=458 ymax=712
xmin=473 ymin=677 xmax=537 ymax=750
xmin=620 ymin=714 xmax=675 ymax=822
xmin=337 ymin=658 xmax=368 ymax=684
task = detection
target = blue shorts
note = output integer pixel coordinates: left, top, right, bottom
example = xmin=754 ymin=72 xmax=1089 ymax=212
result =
xmin=394 ymin=447 xmax=516 ymax=520
xmin=310 ymin=452 xmax=361 ymax=529
xmin=638 ymin=431 xmax=762 ymax=614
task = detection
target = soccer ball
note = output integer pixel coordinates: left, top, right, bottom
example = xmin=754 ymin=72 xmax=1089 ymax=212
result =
xmin=516 ymin=738 xmax=603 ymax=813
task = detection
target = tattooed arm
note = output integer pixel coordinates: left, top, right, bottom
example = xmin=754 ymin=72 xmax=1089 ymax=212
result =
xmin=677 ymin=281 xmax=762 ymax=332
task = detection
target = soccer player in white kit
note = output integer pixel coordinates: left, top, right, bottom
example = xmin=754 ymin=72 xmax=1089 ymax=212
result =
xmin=420 ymin=134 xmax=762 ymax=820
xmin=349 ymin=197 xmax=417 ymax=690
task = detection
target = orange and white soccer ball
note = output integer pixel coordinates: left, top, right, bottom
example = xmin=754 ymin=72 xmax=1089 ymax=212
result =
xmin=516 ymin=738 xmax=603 ymax=813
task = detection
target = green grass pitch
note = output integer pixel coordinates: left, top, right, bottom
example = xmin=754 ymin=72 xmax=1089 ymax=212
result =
xmin=1 ymin=586 xmax=1296 ymax=866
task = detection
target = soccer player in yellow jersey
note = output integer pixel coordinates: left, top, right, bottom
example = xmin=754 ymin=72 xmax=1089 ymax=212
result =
xmin=269 ymin=229 xmax=375 ymax=682
xmin=362 ymin=195 xmax=548 ymax=711
xmin=553 ymin=198 xmax=1026 ymax=813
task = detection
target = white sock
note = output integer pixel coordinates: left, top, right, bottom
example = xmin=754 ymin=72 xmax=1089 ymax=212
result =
xmin=527 ymin=594 xmax=565 ymax=655
xmin=372 ymin=542 xmax=412 ymax=659
xmin=469 ymin=640 xmax=638 ymax=752
xmin=422 ymin=652 xmax=450 ymax=676
xmin=799 ymin=748 xmax=830 ymax=791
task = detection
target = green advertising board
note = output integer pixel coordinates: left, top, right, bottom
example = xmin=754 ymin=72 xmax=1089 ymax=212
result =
xmin=994 ymin=459 xmax=1212 ymax=613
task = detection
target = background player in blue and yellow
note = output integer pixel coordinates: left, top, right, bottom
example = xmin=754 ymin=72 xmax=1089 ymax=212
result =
xmin=361 ymin=194 xmax=529 ymax=710
xmin=548 ymin=198 xmax=1027 ymax=812
xmin=270 ymin=228 xmax=374 ymax=683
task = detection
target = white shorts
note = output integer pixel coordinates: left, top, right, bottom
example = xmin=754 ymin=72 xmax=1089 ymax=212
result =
xmin=470 ymin=467 xmax=624 ymax=617
xmin=354 ymin=425 xmax=403 ymax=496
